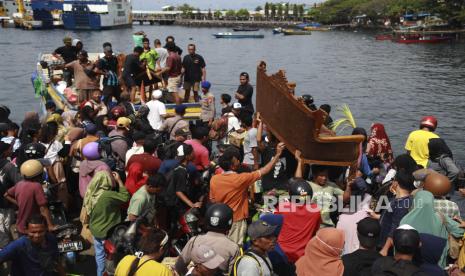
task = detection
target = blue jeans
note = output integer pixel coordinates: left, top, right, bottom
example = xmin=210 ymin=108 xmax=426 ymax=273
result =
xmin=93 ymin=237 xmax=105 ymax=276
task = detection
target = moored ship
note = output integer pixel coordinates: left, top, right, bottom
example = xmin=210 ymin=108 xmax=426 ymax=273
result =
xmin=62 ymin=0 xmax=132 ymax=30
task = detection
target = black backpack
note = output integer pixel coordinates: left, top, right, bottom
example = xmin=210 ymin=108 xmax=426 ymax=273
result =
xmin=98 ymin=136 xmax=131 ymax=172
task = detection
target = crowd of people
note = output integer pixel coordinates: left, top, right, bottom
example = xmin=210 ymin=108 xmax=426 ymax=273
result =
xmin=0 ymin=34 xmax=464 ymax=276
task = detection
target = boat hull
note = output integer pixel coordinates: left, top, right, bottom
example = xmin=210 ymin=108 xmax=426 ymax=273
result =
xmin=282 ymin=30 xmax=312 ymax=35
xmin=34 ymin=53 xmax=201 ymax=119
xmin=62 ymin=0 xmax=132 ymax=30
xmin=213 ymin=33 xmax=264 ymax=38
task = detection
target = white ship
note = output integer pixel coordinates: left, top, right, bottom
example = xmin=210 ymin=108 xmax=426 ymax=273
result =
xmin=62 ymin=0 xmax=132 ymax=30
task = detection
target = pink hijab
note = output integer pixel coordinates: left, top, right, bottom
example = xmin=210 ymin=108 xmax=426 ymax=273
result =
xmin=296 ymin=228 xmax=345 ymax=276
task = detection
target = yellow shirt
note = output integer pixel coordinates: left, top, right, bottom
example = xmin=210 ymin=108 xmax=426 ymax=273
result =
xmin=115 ymin=255 xmax=173 ymax=276
xmin=404 ymin=129 xmax=439 ymax=168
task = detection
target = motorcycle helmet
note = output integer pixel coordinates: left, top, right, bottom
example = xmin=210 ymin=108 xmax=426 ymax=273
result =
xmin=82 ymin=142 xmax=100 ymax=160
xmin=20 ymin=159 xmax=44 ymax=179
xmin=23 ymin=142 xmax=46 ymax=160
xmin=205 ymin=203 xmax=233 ymax=231
xmin=420 ymin=116 xmax=438 ymax=131
xmin=288 ymin=178 xmax=313 ymax=197
xmin=423 ymin=172 xmax=451 ymax=197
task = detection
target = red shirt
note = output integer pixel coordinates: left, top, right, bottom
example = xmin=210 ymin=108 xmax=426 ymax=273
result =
xmin=166 ymin=51 xmax=182 ymax=77
xmin=275 ymin=202 xmax=321 ymax=262
xmin=7 ymin=180 xmax=48 ymax=234
xmin=126 ymin=153 xmax=161 ymax=175
xmin=185 ymin=139 xmax=210 ymax=171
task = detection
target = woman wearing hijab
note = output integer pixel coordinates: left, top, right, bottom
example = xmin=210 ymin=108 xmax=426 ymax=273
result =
xmin=427 ymin=138 xmax=460 ymax=188
xmin=296 ymin=228 xmax=345 ymax=276
xmin=125 ymin=162 xmax=148 ymax=195
xmin=367 ymin=123 xmax=394 ymax=164
xmin=400 ymin=190 xmax=464 ymax=268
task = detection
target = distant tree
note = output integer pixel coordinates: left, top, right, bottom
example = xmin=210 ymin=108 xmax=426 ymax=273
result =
xmin=214 ymin=10 xmax=222 ymax=19
xmin=298 ymin=5 xmax=305 ymax=19
xmin=207 ymin=8 xmax=212 ymax=19
xmin=162 ymin=5 xmax=175 ymax=11
xmin=285 ymin=3 xmax=290 ymax=20
xmin=255 ymin=5 xmax=263 ymax=12
xmin=236 ymin=8 xmax=250 ymax=20
xmin=225 ymin=9 xmax=236 ymax=19
xmin=277 ymin=3 xmax=283 ymax=20
xmin=264 ymin=2 xmax=270 ymax=19
xmin=271 ymin=3 xmax=276 ymax=19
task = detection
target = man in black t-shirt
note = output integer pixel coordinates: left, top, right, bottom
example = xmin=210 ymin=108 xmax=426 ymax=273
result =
xmin=122 ymin=46 xmax=145 ymax=103
xmin=235 ymin=72 xmax=254 ymax=118
xmin=53 ymin=36 xmax=78 ymax=86
xmin=342 ymin=217 xmax=382 ymax=276
xmin=182 ymin=44 xmax=206 ymax=103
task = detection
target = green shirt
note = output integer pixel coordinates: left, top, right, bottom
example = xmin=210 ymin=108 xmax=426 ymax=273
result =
xmin=308 ymin=181 xmax=344 ymax=227
xmin=127 ymin=186 xmax=156 ymax=223
xmin=140 ymin=49 xmax=159 ymax=71
xmin=89 ymin=186 xmax=130 ymax=239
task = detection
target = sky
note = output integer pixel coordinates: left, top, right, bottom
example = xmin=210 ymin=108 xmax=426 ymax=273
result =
xmin=132 ymin=0 xmax=318 ymax=11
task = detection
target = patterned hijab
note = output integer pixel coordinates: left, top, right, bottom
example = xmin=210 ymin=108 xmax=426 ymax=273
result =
xmin=367 ymin=123 xmax=394 ymax=163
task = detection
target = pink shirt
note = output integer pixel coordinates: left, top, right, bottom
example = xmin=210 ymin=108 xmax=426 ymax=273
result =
xmin=185 ymin=139 xmax=210 ymax=171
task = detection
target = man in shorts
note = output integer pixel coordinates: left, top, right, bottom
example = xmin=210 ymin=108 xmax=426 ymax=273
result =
xmin=182 ymin=44 xmax=206 ymax=103
xmin=163 ymin=42 xmax=182 ymax=105
xmin=122 ymin=46 xmax=145 ymax=103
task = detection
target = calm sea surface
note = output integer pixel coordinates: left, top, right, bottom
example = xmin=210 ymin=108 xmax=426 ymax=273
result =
xmin=1 ymin=25 xmax=464 ymax=161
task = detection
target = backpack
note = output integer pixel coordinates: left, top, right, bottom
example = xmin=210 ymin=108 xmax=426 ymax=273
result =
xmin=156 ymin=140 xmax=178 ymax=160
xmin=98 ymin=135 xmax=131 ymax=172
xmin=230 ymin=251 xmax=272 ymax=276
xmin=209 ymin=115 xmax=229 ymax=140
xmin=163 ymin=166 xmax=186 ymax=207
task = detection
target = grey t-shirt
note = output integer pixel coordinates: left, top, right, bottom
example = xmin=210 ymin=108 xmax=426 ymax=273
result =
xmin=243 ymin=128 xmax=259 ymax=165
xmin=236 ymin=251 xmax=273 ymax=276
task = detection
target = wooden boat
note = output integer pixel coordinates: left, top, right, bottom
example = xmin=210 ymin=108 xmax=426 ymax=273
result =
xmin=282 ymin=29 xmax=312 ymax=36
xmin=375 ymin=34 xmax=393 ymax=40
xmin=233 ymin=26 xmax=259 ymax=32
xmin=303 ymin=26 xmax=331 ymax=31
xmin=32 ymin=53 xmax=201 ymax=119
xmin=394 ymin=34 xmax=452 ymax=44
xmin=256 ymin=62 xmax=364 ymax=167
xmin=213 ymin=32 xmax=264 ymax=39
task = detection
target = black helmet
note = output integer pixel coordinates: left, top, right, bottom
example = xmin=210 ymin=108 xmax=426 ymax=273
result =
xmin=301 ymin=94 xmax=314 ymax=106
xmin=205 ymin=203 xmax=233 ymax=231
xmin=23 ymin=142 xmax=46 ymax=160
xmin=288 ymin=178 xmax=313 ymax=197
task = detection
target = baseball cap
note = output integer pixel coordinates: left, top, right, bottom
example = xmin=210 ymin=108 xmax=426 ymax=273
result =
xmin=152 ymin=89 xmax=163 ymax=99
xmin=201 ymin=81 xmax=211 ymax=90
xmin=232 ymin=102 xmax=242 ymax=109
xmin=393 ymin=224 xmax=420 ymax=254
xmin=116 ymin=117 xmax=131 ymax=130
xmin=357 ymin=217 xmax=380 ymax=249
xmin=191 ymin=244 xmax=224 ymax=269
xmin=247 ymin=220 xmax=277 ymax=240
xmin=175 ymin=127 xmax=190 ymax=137
xmin=84 ymin=123 xmax=97 ymax=135
xmin=175 ymin=104 xmax=186 ymax=114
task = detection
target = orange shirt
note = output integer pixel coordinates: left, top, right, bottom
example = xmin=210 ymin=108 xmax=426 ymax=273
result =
xmin=209 ymin=171 xmax=261 ymax=222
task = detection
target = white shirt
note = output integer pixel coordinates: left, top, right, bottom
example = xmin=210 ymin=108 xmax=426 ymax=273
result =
xmin=146 ymin=100 xmax=166 ymax=130
xmin=226 ymin=112 xmax=241 ymax=133
xmin=125 ymin=145 xmax=145 ymax=165
xmin=155 ymin=47 xmax=169 ymax=69
xmin=41 ymin=140 xmax=63 ymax=164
